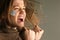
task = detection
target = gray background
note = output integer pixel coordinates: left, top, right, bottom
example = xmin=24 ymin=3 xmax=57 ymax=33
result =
xmin=34 ymin=0 xmax=60 ymax=40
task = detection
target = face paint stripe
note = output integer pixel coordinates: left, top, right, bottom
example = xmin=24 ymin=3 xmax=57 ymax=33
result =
xmin=10 ymin=10 xmax=16 ymax=16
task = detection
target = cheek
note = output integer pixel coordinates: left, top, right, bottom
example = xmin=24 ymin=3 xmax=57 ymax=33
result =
xmin=24 ymin=11 xmax=26 ymax=18
xmin=8 ymin=14 xmax=16 ymax=23
xmin=25 ymin=13 xmax=26 ymax=18
xmin=10 ymin=10 xmax=16 ymax=16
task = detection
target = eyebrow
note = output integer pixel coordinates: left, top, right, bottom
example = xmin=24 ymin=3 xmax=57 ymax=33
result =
xmin=13 ymin=5 xmax=25 ymax=8
xmin=13 ymin=5 xmax=19 ymax=8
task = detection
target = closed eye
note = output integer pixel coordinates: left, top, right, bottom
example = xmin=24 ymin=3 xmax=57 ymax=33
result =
xmin=14 ymin=8 xmax=19 ymax=10
xmin=23 ymin=7 xmax=26 ymax=10
xmin=13 ymin=6 xmax=20 ymax=11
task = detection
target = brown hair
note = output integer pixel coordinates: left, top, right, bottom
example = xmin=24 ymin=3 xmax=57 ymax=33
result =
xmin=26 ymin=0 xmax=39 ymax=26
xmin=0 ymin=0 xmax=13 ymax=32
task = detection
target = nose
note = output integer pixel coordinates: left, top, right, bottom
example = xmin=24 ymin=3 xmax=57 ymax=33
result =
xmin=19 ymin=9 xmax=25 ymax=14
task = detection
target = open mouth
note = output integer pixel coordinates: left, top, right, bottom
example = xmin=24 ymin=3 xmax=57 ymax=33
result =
xmin=19 ymin=19 xmax=23 ymax=22
xmin=18 ymin=18 xmax=24 ymax=22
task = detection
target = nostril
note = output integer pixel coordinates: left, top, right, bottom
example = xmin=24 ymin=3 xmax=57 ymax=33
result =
xmin=19 ymin=10 xmax=24 ymax=14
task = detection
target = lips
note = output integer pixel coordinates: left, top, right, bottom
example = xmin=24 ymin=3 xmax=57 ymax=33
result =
xmin=17 ymin=16 xmax=24 ymax=23
xmin=18 ymin=18 xmax=23 ymax=22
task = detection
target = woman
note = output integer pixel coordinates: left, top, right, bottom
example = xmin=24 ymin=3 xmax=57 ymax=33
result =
xmin=0 ymin=0 xmax=44 ymax=40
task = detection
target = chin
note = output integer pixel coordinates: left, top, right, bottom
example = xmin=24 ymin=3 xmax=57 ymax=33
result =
xmin=17 ymin=22 xmax=24 ymax=28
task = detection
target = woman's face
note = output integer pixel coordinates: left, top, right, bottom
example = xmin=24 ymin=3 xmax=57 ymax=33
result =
xmin=8 ymin=0 xmax=26 ymax=28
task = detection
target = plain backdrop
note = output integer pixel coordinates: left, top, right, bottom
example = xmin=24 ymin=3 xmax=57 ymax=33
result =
xmin=34 ymin=0 xmax=60 ymax=40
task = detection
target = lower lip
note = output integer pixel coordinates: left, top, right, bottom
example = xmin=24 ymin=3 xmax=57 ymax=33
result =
xmin=17 ymin=19 xmax=24 ymax=23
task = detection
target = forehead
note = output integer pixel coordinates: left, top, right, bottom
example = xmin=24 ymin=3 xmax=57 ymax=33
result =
xmin=13 ymin=0 xmax=25 ymax=7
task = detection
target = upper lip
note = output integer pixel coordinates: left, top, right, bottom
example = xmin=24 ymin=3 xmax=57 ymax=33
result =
xmin=19 ymin=17 xmax=23 ymax=19
xmin=18 ymin=15 xmax=24 ymax=18
xmin=18 ymin=15 xmax=24 ymax=21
